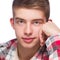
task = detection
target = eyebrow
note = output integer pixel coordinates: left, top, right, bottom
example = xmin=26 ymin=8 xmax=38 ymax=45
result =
xmin=32 ymin=19 xmax=45 ymax=22
xmin=14 ymin=17 xmax=25 ymax=21
xmin=14 ymin=17 xmax=45 ymax=22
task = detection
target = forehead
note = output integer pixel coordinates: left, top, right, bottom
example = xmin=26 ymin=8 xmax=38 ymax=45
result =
xmin=13 ymin=8 xmax=46 ymax=20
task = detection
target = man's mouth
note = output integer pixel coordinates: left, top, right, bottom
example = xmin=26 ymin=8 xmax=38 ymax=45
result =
xmin=22 ymin=37 xmax=36 ymax=43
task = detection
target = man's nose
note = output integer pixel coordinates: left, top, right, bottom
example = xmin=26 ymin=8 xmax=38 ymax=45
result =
xmin=24 ymin=24 xmax=32 ymax=36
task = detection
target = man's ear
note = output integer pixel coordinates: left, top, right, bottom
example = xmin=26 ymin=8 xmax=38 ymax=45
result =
xmin=48 ymin=19 xmax=52 ymax=22
xmin=10 ymin=18 xmax=15 ymax=29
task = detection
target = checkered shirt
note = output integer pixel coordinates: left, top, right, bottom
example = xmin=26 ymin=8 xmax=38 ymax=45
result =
xmin=0 ymin=35 xmax=60 ymax=60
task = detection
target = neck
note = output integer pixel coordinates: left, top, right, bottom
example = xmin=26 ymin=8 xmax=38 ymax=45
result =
xmin=17 ymin=43 xmax=40 ymax=60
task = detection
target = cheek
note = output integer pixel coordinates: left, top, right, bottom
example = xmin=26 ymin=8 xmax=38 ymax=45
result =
xmin=32 ymin=26 xmax=42 ymax=35
xmin=14 ymin=26 xmax=24 ymax=36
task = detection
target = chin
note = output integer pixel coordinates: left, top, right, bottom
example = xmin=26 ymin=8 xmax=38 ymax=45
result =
xmin=22 ymin=43 xmax=36 ymax=49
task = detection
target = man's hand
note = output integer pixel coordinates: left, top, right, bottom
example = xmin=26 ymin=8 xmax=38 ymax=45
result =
xmin=42 ymin=21 xmax=60 ymax=36
xmin=39 ymin=20 xmax=60 ymax=46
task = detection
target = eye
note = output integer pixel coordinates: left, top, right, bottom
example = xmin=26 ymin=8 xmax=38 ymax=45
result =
xmin=19 ymin=20 xmax=24 ymax=23
xmin=34 ymin=21 xmax=40 ymax=24
xmin=17 ymin=20 xmax=25 ymax=25
xmin=33 ymin=21 xmax=41 ymax=25
xmin=15 ymin=19 xmax=25 ymax=24
xmin=32 ymin=20 xmax=44 ymax=26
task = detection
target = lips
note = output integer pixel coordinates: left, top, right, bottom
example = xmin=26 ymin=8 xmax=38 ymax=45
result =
xmin=22 ymin=37 xmax=35 ymax=43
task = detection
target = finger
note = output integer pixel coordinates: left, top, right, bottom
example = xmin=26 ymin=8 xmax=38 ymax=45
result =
xmin=39 ymin=31 xmax=48 ymax=46
xmin=39 ymin=31 xmax=45 ymax=46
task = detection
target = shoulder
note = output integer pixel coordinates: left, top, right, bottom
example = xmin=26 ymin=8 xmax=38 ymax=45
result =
xmin=0 ymin=39 xmax=17 ymax=57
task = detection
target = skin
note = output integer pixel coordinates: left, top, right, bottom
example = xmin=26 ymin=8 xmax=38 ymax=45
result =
xmin=10 ymin=8 xmax=60 ymax=60
xmin=39 ymin=21 xmax=60 ymax=46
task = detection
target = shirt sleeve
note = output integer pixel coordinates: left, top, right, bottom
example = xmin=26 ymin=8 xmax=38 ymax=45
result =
xmin=45 ymin=35 xmax=60 ymax=60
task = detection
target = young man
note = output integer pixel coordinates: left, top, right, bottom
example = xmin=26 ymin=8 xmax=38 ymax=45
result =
xmin=0 ymin=0 xmax=60 ymax=60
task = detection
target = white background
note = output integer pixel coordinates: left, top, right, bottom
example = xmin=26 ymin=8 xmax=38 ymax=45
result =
xmin=0 ymin=0 xmax=60 ymax=43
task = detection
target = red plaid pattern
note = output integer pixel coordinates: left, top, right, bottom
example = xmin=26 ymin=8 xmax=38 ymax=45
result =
xmin=0 ymin=35 xmax=60 ymax=60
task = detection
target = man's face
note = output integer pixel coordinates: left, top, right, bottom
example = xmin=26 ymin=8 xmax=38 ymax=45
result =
xmin=11 ymin=8 xmax=46 ymax=48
